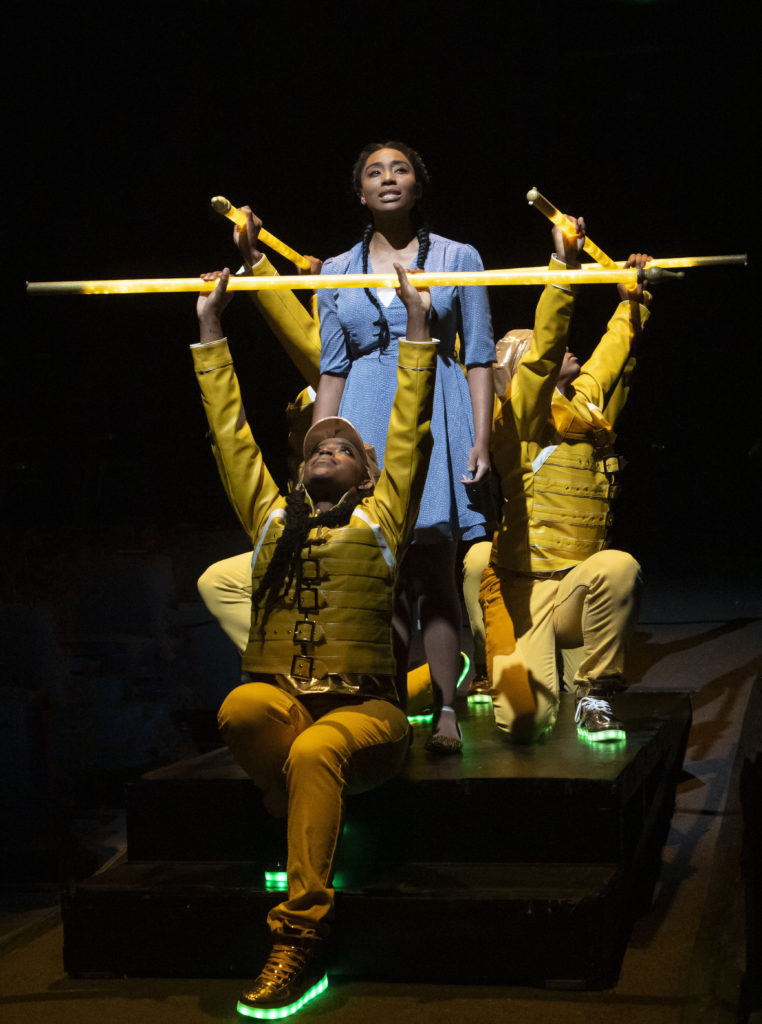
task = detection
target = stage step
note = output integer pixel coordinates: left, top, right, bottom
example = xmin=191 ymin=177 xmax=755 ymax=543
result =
xmin=126 ymin=692 xmax=691 ymax=865
xmin=63 ymin=858 xmax=631 ymax=988
xmin=63 ymin=691 xmax=691 ymax=987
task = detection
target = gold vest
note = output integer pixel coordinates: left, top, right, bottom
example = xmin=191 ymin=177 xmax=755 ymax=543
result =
xmin=527 ymin=397 xmax=622 ymax=570
xmin=243 ymin=511 xmax=396 ymax=679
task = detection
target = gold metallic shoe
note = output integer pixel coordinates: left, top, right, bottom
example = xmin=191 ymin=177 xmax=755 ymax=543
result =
xmin=466 ymin=672 xmax=492 ymax=703
xmin=237 ymin=937 xmax=328 ymax=1019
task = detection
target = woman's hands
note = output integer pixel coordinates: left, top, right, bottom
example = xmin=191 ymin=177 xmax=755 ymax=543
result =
xmin=463 ymin=365 xmax=492 ymax=485
xmin=552 ymin=215 xmax=585 ymax=267
xmin=196 ymin=268 xmax=233 ymax=344
xmin=394 ymin=262 xmax=431 ymax=340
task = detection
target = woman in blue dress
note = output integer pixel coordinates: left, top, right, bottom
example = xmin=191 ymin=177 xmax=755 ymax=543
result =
xmin=312 ymin=141 xmax=495 ymax=752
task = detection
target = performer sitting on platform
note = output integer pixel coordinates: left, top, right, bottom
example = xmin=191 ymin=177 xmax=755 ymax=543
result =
xmin=480 ymin=216 xmax=651 ymax=744
xmin=192 ymin=263 xmax=437 ymax=1018
xmin=196 ymin=207 xmax=323 ymax=657
xmin=196 ymin=206 xmax=434 ymax=717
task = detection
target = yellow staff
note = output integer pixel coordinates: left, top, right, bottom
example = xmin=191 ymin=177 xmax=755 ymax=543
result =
xmin=25 ymin=255 xmax=747 ymax=296
xmin=26 ymin=267 xmax=642 ymax=296
xmin=527 ymin=188 xmax=619 ymax=268
xmin=210 ymin=196 xmax=312 ymax=271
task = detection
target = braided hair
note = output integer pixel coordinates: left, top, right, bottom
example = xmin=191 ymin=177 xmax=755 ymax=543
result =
xmin=360 ymin=222 xmax=432 ymax=352
xmin=353 ymin=140 xmax=432 ymax=352
xmin=251 ymin=487 xmax=366 ymax=623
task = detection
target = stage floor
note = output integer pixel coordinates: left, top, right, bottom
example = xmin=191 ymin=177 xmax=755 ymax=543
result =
xmin=2 ymin=569 xmax=761 ymax=1023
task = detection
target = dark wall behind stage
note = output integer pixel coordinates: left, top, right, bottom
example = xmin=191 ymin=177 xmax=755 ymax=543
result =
xmin=12 ymin=0 xmax=758 ymax=581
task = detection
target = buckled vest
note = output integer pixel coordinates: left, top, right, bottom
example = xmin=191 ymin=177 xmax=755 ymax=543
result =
xmin=242 ymin=507 xmax=397 ymax=679
xmin=527 ymin=397 xmax=623 ymax=570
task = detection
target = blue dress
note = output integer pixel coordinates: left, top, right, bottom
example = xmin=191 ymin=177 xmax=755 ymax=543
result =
xmin=318 ymin=233 xmax=495 ymax=543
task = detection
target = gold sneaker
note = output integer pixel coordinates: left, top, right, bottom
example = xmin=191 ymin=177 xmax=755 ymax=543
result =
xmin=237 ymin=938 xmax=327 ymax=1019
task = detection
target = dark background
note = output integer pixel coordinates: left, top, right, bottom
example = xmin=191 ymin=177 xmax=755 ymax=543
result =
xmin=11 ymin=0 xmax=758 ymax=592
xmin=1 ymin=0 xmax=758 ymax=877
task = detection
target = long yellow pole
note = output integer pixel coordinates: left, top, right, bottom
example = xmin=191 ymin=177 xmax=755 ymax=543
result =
xmin=26 ymin=256 xmax=746 ymax=296
xmin=26 ymin=267 xmax=640 ymax=295
xmin=210 ymin=196 xmax=311 ymax=271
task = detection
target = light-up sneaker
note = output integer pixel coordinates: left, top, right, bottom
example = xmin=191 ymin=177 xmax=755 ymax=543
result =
xmin=237 ymin=938 xmax=328 ymax=1020
xmin=575 ymin=689 xmax=625 ymax=743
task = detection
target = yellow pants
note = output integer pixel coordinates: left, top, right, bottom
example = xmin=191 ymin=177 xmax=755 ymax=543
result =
xmin=462 ymin=540 xmax=491 ymax=676
xmin=198 ymin=552 xmax=256 ymax=654
xmin=198 ymin=553 xmax=433 ymax=711
xmin=480 ymin=550 xmax=642 ymax=742
xmin=218 ymin=683 xmax=410 ymax=939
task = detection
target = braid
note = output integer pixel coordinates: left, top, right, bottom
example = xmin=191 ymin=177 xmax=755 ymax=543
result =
xmin=252 ymin=488 xmax=367 ymax=622
xmin=361 ymin=224 xmax=391 ymax=352
xmin=415 ymin=226 xmax=437 ymax=328
xmin=415 ymin=227 xmax=430 ymax=268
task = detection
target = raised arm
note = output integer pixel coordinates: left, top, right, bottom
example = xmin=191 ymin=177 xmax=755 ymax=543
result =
xmin=509 ymin=217 xmax=585 ymax=439
xmin=369 ymin=264 xmax=437 ymax=551
xmin=194 ymin=269 xmax=283 ymax=538
xmin=234 ymin=206 xmax=322 ymax=389
xmin=573 ymin=252 xmax=652 ymax=421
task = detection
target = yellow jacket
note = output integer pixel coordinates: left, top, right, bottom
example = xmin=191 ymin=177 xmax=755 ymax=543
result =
xmin=245 ymin=254 xmax=321 ymax=388
xmin=192 ymin=336 xmax=437 ymax=692
xmin=244 ymin=254 xmax=321 ymax=477
xmin=491 ymin=277 xmax=649 ymax=573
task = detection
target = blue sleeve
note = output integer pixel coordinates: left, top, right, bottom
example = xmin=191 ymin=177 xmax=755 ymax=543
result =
xmin=455 ymin=244 xmax=495 ymax=367
xmin=318 ymin=255 xmax=351 ymax=376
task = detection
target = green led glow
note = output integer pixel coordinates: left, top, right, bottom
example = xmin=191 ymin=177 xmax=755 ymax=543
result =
xmin=237 ymin=973 xmax=329 ymax=1019
xmin=264 ymin=871 xmax=288 ymax=891
xmin=265 ymin=870 xmax=345 ymax=893
xmin=407 ymin=712 xmax=434 ymax=723
xmin=467 ymin=698 xmax=495 ymax=717
xmin=457 ymin=651 xmax=471 ymax=687
xmin=467 ymin=693 xmax=491 ymax=704
xmin=577 ymin=726 xmax=626 ymax=745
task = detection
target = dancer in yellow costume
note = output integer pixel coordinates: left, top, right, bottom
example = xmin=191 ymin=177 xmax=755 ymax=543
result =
xmin=193 ymin=263 xmax=437 ymax=1016
xmin=197 ymin=208 xmax=433 ymax=713
xmin=480 ymin=216 xmax=651 ymax=743
xmin=196 ymin=207 xmax=322 ymax=649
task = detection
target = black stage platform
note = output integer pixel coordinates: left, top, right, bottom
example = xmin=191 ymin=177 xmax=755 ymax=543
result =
xmin=63 ymin=691 xmax=691 ymax=989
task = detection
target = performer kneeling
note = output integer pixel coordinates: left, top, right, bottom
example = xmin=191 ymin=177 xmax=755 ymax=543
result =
xmin=481 ymin=217 xmax=651 ymax=744
xmin=192 ymin=264 xmax=435 ymax=1017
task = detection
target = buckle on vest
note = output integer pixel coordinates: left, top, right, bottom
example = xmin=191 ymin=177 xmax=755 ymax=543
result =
xmin=300 ymin=558 xmax=320 ymax=584
xmin=293 ymin=619 xmax=316 ymax=644
xmin=290 ymin=655 xmax=314 ymax=679
xmin=597 ymin=455 xmax=620 ymax=474
xmin=298 ymin=587 xmax=319 ymax=612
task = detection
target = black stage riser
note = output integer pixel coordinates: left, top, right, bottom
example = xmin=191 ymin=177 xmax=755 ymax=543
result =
xmin=127 ymin=776 xmax=674 ymax=866
xmin=64 ymin=693 xmax=692 ymax=988
xmin=126 ymin=694 xmax=692 ymax=867
xmin=62 ymin=861 xmax=632 ymax=989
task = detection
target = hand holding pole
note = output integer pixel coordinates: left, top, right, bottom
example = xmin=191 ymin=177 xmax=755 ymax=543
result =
xmin=210 ymin=196 xmax=311 ymax=271
xmin=527 ymin=188 xmax=619 ymax=269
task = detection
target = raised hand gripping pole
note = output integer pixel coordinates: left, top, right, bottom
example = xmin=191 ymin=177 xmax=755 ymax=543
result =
xmin=210 ymin=196 xmax=312 ymax=271
xmin=527 ymin=187 xmax=620 ymax=269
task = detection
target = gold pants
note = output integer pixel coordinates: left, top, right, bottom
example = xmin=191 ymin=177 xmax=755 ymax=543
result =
xmin=462 ymin=540 xmax=491 ymax=674
xmin=218 ymin=683 xmax=410 ymax=939
xmin=480 ymin=550 xmax=642 ymax=741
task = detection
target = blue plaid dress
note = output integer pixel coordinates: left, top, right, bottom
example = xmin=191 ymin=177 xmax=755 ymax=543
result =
xmin=318 ymin=233 xmax=495 ymax=543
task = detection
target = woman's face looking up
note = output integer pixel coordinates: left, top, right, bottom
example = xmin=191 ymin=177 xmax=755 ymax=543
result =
xmin=360 ymin=148 xmax=420 ymax=217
